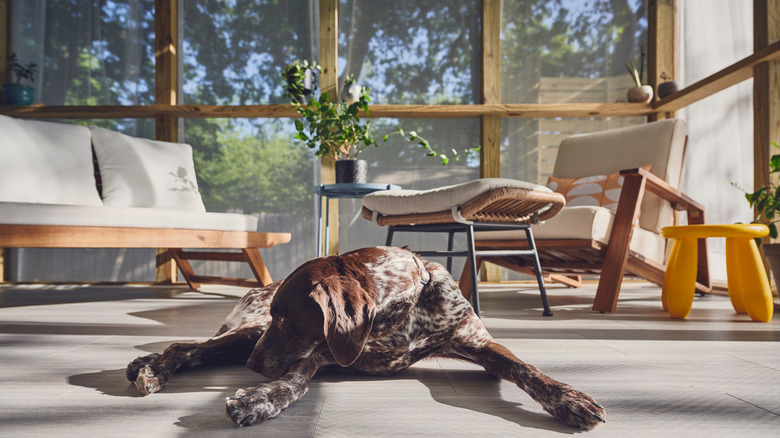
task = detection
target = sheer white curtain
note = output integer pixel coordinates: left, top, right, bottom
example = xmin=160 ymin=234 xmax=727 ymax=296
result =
xmin=679 ymin=0 xmax=754 ymax=284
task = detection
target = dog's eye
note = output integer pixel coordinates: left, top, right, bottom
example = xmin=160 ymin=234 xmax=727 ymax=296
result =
xmin=270 ymin=309 xmax=286 ymax=323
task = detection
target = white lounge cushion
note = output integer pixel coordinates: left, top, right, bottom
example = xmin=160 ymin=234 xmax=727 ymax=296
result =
xmin=362 ymin=178 xmax=553 ymax=215
xmin=90 ymin=126 xmax=207 ymax=212
xmin=475 ymin=205 xmax=666 ymax=265
xmin=0 ymin=202 xmax=257 ymax=232
xmin=0 ymin=115 xmax=103 ymax=206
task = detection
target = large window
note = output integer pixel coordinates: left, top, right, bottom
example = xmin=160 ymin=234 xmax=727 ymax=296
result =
xmin=500 ymin=1 xmax=647 ymax=187
xmin=338 ymin=0 xmax=481 ymax=104
xmin=181 ymin=0 xmax=319 ymax=105
xmin=501 ymin=0 xmax=647 ymax=104
xmin=13 ymin=0 xmax=155 ymax=107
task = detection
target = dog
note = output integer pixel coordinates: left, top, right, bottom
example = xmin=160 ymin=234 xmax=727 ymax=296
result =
xmin=126 ymin=246 xmax=605 ymax=429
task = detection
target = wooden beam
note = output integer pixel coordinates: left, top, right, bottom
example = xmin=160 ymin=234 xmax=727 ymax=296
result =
xmin=320 ymin=0 xmax=338 ymax=256
xmin=154 ymin=0 xmax=179 ymax=283
xmin=154 ymin=0 xmax=178 ymax=140
xmin=647 ymin=0 xmax=677 ymax=119
xmin=0 ymin=102 xmax=655 ymax=119
xmin=319 ymin=0 xmax=338 ymax=101
xmin=655 ymin=38 xmax=780 ymax=113
xmin=480 ymin=0 xmax=502 ymax=178
xmin=482 ymin=0 xmax=501 ymax=105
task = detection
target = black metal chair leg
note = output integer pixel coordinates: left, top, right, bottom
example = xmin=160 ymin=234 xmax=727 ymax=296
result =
xmin=385 ymin=228 xmax=395 ymax=246
xmin=525 ymin=227 xmax=553 ymax=316
xmin=446 ymin=230 xmax=455 ymax=272
xmin=465 ymin=225 xmax=481 ymax=317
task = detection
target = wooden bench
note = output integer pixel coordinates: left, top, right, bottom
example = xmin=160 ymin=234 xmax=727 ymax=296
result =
xmin=0 ymin=224 xmax=290 ymax=289
xmin=0 ymin=115 xmax=291 ymax=289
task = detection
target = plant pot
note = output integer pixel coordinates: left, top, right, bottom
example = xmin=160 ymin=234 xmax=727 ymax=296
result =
xmin=3 ymin=83 xmax=34 ymax=105
xmin=335 ymin=159 xmax=368 ymax=184
xmin=341 ymin=83 xmax=362 ymax=103
xmin=657 ymin=81 xmax=679 ymax=99
xmin=286 ymin=68 xmax=315 ymax=104
xmin=761 ymin=243 xmax=780 ymax=293
xmin=627 ymin=85 xmax=653 ymax=103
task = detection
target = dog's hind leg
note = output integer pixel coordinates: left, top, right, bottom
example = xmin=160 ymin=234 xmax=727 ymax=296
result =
xmin=226 ymin=353 xmax=329 ymax=427
xmin=450 ymin=340 xmax=606 ymax=430
xmin=127 ymin=326 xmax=263 ymax=395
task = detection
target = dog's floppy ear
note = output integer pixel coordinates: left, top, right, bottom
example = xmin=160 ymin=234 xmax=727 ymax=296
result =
xmin=309 ymin=276 xmax=376 ymax=367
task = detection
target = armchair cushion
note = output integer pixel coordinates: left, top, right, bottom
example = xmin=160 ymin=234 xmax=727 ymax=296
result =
xmin=476 ymin=205 xmax=666 ymax=265
xmin=552 ymin=119 xmax=686 ymax=234
xmin=90 ymin=126 xmax=207 ymax=212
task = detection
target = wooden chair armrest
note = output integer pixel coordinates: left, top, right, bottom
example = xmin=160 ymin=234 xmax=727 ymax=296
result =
xmin=617 ymin=167 xmax=710 ymax=291
xmin=619 ymin=167 xmax=705 ymax=214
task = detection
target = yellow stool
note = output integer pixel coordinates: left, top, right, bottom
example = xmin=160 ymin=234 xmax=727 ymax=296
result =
xmin=661 ymin=224 xmax=774 ymax=322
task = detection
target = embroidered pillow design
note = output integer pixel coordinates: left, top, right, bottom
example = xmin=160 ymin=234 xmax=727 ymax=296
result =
xmin=547 ymin=173 xmax=625 ymax=213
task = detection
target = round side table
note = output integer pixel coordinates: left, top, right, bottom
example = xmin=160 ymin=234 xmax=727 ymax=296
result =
xmin=314 ymin=183 xmax=401 ymax=257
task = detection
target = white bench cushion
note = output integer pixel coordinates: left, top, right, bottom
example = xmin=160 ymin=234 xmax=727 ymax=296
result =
xmin=476 ymin=205 xmax=666 ymax=265
xmin=0 ymin=202 xmax=258 ymax=232
xmin=90 ymin=126 xmax=207 ymax=212
xmin=0 ymin=115 xmax=103 ymax=206
xmin=362 ymin=178 xmax=553 ymax=215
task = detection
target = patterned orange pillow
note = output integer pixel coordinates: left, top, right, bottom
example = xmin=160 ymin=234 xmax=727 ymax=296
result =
xmin=547 ymin=167 xmax=649 ymax=213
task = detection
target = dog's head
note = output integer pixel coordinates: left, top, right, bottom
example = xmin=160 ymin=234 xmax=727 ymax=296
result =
xmin=246 ymin=259 xmax=377 ymax=378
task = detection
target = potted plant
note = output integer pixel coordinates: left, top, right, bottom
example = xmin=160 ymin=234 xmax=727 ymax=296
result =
xmin=340 ymin=74 xmax=362 ymax=104
xmin=3 ymin=53 xmax=37 ymax=105
xmin=282 ymin=59 xmax=320 ymax=104
xmin=657 ymin=71 xmax=679 ymax=99
xmin=740 ymin=141 xmax=780 ymax=292
xmin=285 ymin=60 xmax=477 ymax=183
xmin=624 ymin=61 xmax=653 ymax=103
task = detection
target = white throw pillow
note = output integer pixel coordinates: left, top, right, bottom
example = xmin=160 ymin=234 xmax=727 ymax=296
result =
xmin=0 ymin=115 xmax=103 ymax=206
xmin=89 ymin=126 xmax=207 ymax=212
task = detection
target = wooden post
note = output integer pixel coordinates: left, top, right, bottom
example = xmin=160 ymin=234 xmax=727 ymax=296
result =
xmin=320 ymin=0 xmax=339 ymax=256
xmin=648 ymin=0 xmax=678 ymax=120
xmin=480 ymin=0 xmax=501 ymax=178
xmin=480 ymin=0 xmax=502 ymax=282
xmin=754 ymin=0 xmax=780 ymax=295
xmin=154 ymin=0 xmax=179 ymax=283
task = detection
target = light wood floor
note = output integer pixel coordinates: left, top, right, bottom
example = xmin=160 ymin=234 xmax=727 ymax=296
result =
xmin=1 ymin=281 xmax=778 ymax=437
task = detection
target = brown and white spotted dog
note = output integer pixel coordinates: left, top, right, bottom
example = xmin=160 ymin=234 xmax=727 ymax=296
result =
xmin=126 ymin=246 xmax=605 ymax=429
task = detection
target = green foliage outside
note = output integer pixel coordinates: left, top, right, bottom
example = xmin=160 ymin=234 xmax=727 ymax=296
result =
xmin=192 ymin=119 xmax=313 ymax=216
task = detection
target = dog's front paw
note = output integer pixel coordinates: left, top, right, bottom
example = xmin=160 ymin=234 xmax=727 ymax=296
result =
xmin=133 ymin=365 xmax=171 ymax=395
xmin=226 ymin=376 xmax=310 ymax=427
xmin=226 ymin=386 xmax=282 ymax=427
xmin=126 ymin=353 xmax=161 ymax=382
xmin=542 ymin=385 xmax=606 ymax=430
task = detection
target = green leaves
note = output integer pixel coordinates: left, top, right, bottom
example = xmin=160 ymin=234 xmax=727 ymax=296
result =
xmin=624 ymin=61 xmax=641 ymax=87
xmin=282 ymin=59 xmax=321 ymax=103
xmin=737 ymin=141 xmax=780 ymax=244
xmin=6 ymin=53 xmax=37 ymax=84
xmin=381 ymin=126 xmax=480 ymax=165
xmin=285 ymin=61 xmax=479 ymax=164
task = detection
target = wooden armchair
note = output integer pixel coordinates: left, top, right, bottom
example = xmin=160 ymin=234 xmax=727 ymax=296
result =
xmin=468 ymin=119 xmax=711 ymax=313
